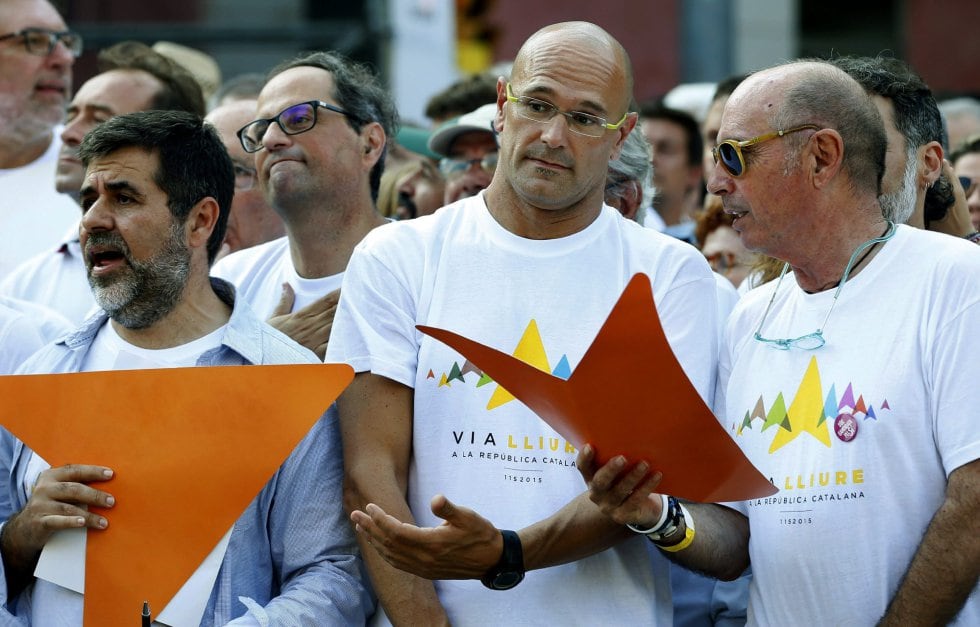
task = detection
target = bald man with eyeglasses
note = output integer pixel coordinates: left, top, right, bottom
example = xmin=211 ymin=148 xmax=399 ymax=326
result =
xmin=0 ymin=0 xmax=84 ymax=279
xmin=327 ymin=21 xmax=719 ymax=625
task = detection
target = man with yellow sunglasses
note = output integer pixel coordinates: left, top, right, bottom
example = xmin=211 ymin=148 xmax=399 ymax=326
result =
xmin=584 ymin=60 xmax=980 ymax=626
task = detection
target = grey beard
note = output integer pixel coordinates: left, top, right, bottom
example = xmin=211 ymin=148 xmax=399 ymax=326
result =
xmin=88 ymin=223 xmax=191 ymax=329
xmin=879 ymin=148 xmax=918 ymax=224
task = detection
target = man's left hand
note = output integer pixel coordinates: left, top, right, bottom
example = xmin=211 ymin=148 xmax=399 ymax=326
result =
xmin=350 ymin=494 xmax=503 ymax=580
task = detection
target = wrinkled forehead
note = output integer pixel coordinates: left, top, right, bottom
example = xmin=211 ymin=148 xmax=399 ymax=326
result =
xmin=718 ymin=71 xmax=787 ymax=137
xmin=84 ymin=147 xmax=158 ymax=182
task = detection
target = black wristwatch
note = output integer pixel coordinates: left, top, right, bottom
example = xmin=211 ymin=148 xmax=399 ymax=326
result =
xmin=480 ymin=529 xmax=525 ymax=590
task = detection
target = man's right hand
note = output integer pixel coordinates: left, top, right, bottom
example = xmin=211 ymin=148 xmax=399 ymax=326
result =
xmin=576 ymin=444 xmax=665 ymax=529
xmin=1 ymin=464 xmax=114 ymax=592
xmin=267 ymin=284 xmax=340 ymax=360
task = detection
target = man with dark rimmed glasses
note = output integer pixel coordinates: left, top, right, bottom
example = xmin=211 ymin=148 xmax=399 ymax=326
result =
xmin=581 ymin=60 xmax=980 ymax=626
xmin=211 ymin=51 xmax=396 ymax=360
xmin=0 ymin=0 xmax=84 ymax=279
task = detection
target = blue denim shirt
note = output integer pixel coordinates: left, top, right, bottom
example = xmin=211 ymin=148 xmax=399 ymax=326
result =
xmin=0 ymin=279 xmax=373 ymax=625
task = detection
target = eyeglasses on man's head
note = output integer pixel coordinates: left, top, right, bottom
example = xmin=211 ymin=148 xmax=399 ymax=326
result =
xmin=0 ymin=28 xmax=83 ymax=58
xmin=505 ymin=83 xmax=629 ymax=138
xmin=712 ymin=125 xmax=819 ymax=177
xmin=237 ymin=100 xmax=354 ymax=153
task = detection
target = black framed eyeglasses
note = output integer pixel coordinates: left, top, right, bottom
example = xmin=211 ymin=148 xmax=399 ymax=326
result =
xmin=237 ymin=100 xmax=353 ymax=153
xmin=712 ymin=125 xmax=819 ymax=177
xmin=0 ymin=28 xmax=83 ymax=58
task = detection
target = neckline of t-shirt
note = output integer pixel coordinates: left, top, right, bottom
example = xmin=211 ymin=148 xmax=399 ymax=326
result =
xmin=475 ymin=193 xmax=613 ymax=257
xmin=101 ymin=319 xmax=227 ymax=366
xmin=284 ymin=265 xmax=344 ymax=297
xmin=787 ymin=224 xmax=907 ymax=310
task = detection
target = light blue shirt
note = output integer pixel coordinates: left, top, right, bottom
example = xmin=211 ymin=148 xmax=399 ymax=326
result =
xmin=0 ymin=279 xmax=373 ymax=625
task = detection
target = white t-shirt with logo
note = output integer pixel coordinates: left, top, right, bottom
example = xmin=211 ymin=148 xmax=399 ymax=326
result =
xmin=328 ymin=193 xmax=719 ymax=626
xmin=718 ymin=225 xmax=980 ymax=626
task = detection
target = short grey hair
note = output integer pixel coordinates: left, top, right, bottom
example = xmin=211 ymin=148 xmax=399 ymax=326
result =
xmin=606 ymin=130 xmax=653 ymax=211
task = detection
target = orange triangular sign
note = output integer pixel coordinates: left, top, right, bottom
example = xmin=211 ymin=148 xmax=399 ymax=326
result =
xmin=0 ymin=363 xmax=352 ymax=626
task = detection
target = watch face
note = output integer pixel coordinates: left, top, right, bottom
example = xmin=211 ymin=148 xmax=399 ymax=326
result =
xmin=492 ymin=571 xmax=524 ymax=590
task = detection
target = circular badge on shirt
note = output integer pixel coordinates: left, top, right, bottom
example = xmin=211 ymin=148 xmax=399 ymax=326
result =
xmin=834 ymin=412 xmax=858 ymax=442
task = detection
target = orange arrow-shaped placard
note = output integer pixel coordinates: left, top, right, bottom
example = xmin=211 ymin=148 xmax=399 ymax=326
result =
xmin=419 ymin=273 xmax=777 ymax=503
xmin=0 ymin=363 xmax=352 ymax=626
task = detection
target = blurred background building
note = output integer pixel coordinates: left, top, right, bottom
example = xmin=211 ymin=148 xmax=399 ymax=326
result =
xmin=58 ymin=0 xmax=980 ymax=124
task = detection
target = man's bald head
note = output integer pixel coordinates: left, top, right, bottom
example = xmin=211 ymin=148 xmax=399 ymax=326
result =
xmin=730 ymin=60 xmax=886 ymax=197
xmin=512 ymin=22 xmax=633 ymax=114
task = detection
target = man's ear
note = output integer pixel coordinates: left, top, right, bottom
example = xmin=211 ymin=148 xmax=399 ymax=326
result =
xmin=918 ymin=140 xmax=943 ymax=189
xmin=494 ymin=76 xmax=507 ymax=133
xmin=808 ymin=128 xmax=845 ymax=188
xmin=361 ymin=122 xmax=386 ymax=169
xmin=608 ymin=113 xmax=638 ymax=161
xmin=186 ymin=197 xmax=220 ymax=251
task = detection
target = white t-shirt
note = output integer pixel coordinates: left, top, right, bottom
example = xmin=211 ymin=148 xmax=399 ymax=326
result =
xmin=718 ymin=225 xmax=980 ymax=626
xmin=211 ymin=236 xmax=343 ymax=317
xmin=81 ymin=320 xmax=226 ymax=371
xmin=328 ymin=193 xmax=720 ymax=626
xmin=0 ymin=133 xmax=82 ymax=281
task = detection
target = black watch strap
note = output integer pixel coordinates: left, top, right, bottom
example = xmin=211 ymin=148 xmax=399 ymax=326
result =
xmin=480 ymin=529 xmax=525 ymax=590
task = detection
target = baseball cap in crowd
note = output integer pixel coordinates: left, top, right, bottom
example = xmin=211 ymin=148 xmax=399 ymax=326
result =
xmin=396 ymin=126 xmax=441 ymax=160
xmin=427 ymin=103 xmax=498 ymax=157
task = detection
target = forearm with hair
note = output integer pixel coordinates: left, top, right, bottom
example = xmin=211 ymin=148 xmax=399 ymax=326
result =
xmin=519 ymin=492 xmax=633 ymax=570
xmin=660 ymin=503 xmax=750 ymax=581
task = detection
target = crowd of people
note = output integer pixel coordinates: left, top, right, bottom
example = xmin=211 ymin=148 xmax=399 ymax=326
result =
xmin=0 ymin=0 xmax=976 ymax=624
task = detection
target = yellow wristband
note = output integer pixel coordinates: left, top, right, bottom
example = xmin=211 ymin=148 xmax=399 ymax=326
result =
xmin=658 ymin=525 xmax=695 ymax=552
xmin=658 ymin=504 xmax=695 ymax=553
